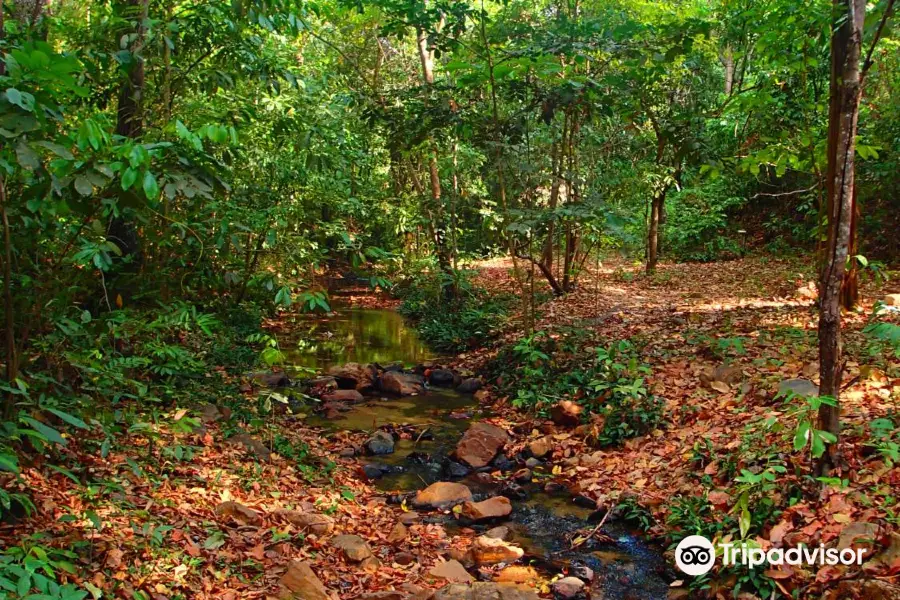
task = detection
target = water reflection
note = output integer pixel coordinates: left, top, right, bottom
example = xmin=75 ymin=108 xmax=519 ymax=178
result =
xmin=282 ymin=309 xmax=434 ymax=372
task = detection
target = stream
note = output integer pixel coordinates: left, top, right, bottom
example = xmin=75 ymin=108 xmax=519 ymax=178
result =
xmin=286 ymin=305 xmax=673 ymax=599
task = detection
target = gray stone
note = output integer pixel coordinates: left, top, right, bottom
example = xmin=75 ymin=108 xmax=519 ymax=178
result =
xmin=366 ymin=431 xmax=395 ymax=455
xmin=778 ymin=378 xmax=819 ymax=398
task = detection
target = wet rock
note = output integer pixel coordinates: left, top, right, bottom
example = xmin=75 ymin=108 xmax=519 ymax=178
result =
xmin=362 ymin=463 xmax=389 ymax=479
xmin=456 ymin=423 xmax=509 ymax=468
xmin=366 ymin=431 xmax=396 ymax=455
xmin=395 ymin=552 xmax=416 ymax=566
xmin=524 ymin=457 xmax=542 ymax=469
xmin=227 ymin=433 xmax=272 ymax=461
xmin=485 ymin=526 xmax=510 ymax=540
xmin=571 ymin=564 xmax=594 ymax=583
xmin=414 ymin=482 xmax=473 ymax=509
xmin=528 ymin=437 xmax=552 ymax=459
xmin=456 ymin=378 xmax=483 ymax=394
xmin=214 ymin=501 xmax=262 ymax=526
xmin=429 ymin=559 xmax=474 ymax=583
xmin=429 ymin=368 xmax=457 ymax=387
xmin=491 ymin=453 xmax=514 ymax=471
xmin=273 ymin=509 xmax=335 ymax=535
xmin=380 ymin=371 xmax=426 ymax=396
xmin=513 ymin=468 xmax=532 ymax=483
xmin=322 ymin=402 xmax=348 ymax=419
xmin=280 ymin=560 xmax=329 ymax=600
xmin=339 ymin=447 xmax=356 ymax=458
xmin=460 ymin=496 xmax=512 ymax=521
xmin=500 ymin=482 xmax=528 ymax=501
xmin=550 ymin=576 xmax=585 ymax=599
xmin=551 ymin=400 xmax=583 ymax=427
xmin=328 ymin=362 xmax=377 ymax=391
xmin=544 ymin=482 xmax=563 ymax=494
xmin=494 ymin=565 xmax=541 ymax=584
xmin=572 ymin=495 xmax=597 ymax=509
xmin=307 ymin=375 xmax=337 ymax=390
xmin=472 ymin=535 xmax=524 ymax=565
xmin=321 ymin=389 xmax=364 ymax=403
xmin=388 ymin=522 xmax=408 ymax=543
xmin=445 ymin=461 xmax=470 ymax=478
xmin=433 ymin=583 xmax=539 ymax=600
xmin=252 ymin=370 xmax=290 ymax=388
xmin=379 ymin=361 xmax=405 ymax=372
xmin=778 ymin=378 xmax=819 ymax=398
xmin=332 ymin=534 xmax=373 ymax=561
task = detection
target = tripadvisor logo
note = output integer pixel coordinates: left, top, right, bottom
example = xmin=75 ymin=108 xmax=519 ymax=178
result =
xmin=674 ymin=535 xmax=867 ymax=576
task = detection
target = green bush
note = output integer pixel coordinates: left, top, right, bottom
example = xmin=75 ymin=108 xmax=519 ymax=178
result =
xmin=664 ymin=182 xmax=746 ymax=262
xmin=397 ymin=269 xmax=514 ymax=353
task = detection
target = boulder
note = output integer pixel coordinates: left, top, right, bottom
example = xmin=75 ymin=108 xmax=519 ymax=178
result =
xmin=456 ymin=423 xmax=509 ymax=468
xmin=273 ymin=509 xmax=335 ymax=535
xmin=433 ymin=583 xmax=539 ymax=600
xmin=429 ymin=559 xmax=474 ymax=583
xmin=429 ymin=369 xmax=457 ymax=387
xmin=228 ymin=433 xmax=272 ymax=461
xmin=332 ymin=534 xmax=373 ymax=562
xmin=494 ymin=565 xmax=541 ymax=584
xmin=321 ymin=389 xmax=364 ymax=403
xmin=460 ymin=496 xmax=512 ymax=521
xmin=328 ymin=363 xmax=377 ymax=391
xmin=413 ymin=482 xmax=473 ymax=509
xmin=214 ymin=501 xmax=262 ymax=526
xmin=456 ymin=378 xmax=483 ymax=394
xmin=471 ymin=535 xmax=524 ymax=565
xmin=280 ymin=561 xmax=329 ymax=600
xmin=550 ymin=577 xmax=585 ymax=599
xmin=528 ymin=437 xmax=552 ymax=459
xmin=778 ymin=378 xmax=819 ymax=399
xmin=380 ymin=371 xmax=426 ymax=396
xmin=366 ymin=431 xmax=396 ymax=455
xmin=883 ymin=294 xmax=900 ymax=306
xmin=551 ymin=401 xmax=583 ymax=427
xmin=252 ymin=370 xmax=291 ymax=388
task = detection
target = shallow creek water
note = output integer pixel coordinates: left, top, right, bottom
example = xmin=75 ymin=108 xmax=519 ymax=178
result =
xmin=286 ymin=306 xmax=672 ymax=599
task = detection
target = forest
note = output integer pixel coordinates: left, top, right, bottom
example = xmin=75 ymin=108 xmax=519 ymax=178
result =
xmin=0 ymin=0 xmax=898 ymax=598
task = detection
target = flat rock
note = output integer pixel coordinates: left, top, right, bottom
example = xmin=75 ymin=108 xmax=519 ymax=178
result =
xmin=460 ymin=496 xmax=512 ymax=521
xmin=550 ymin=577 xmax=585 ymax=599
xmin=551 ymin=400 xmax=583 ymax=427
xmin=228 ymin=433 xmax=272 ymax=461
xmin=472 ymin=535 xmax=524 ymax=565
xmin=429 ymin=559 xmax=474 ymax=583
xmin=433 ymin=583 xmax=539 ymax=600
xmin=366 ymin=431 xmax=395 ymax=455
xmin=778 ymin=378 xmax=819 ymax=398
xmin=280 ymin=560 xmax=329 ymax=600
xmin=214 ymin=501 xmax=262 ymax=526
xmin=380 ymin=371 xmax=426 ymax=396
xmin=273 ymin=509 xmax=335 ymax=535
xmin=414 ymin=482 xmax=473 ymax=509
xmin=494 ymin=565 xmax=541 ymax=584
xmin=332 ymin=534 xmax=373 ymax=561
xmin=528 ymin=437 xmax=552 ymax=459
xmin=456 ymin=423 xmax=509 ymax=468
xmin=321 ymin=389 xmax=364 ymax=403
xmin=328 ymin=362 xmax=377 ymax=391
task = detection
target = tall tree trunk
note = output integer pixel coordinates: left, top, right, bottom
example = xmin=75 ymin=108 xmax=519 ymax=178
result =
xmin=721 ymin=45 xmax=735 ymax=95
xmin=818 ymin=0 xmax=865 ymax=474
xmin=647 ymin=191 xmax=664 ymax=273
xmin=841 ymin=189 xmax=859 ymax=309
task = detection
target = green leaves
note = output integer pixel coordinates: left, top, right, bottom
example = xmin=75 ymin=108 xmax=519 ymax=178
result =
xmin=5 ymin=88 xmax=35 ymax=112
xmin=20 ymin=416 xmax=67 ymax=447
xmin=121 ymin=167 xmax=138 ymax=190
xmin=143 ymin=171 xmax=160 ymax=200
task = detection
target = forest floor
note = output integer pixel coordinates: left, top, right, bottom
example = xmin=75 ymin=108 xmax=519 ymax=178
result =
xmin=3 ymin=255 xmax=898 ymax=600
